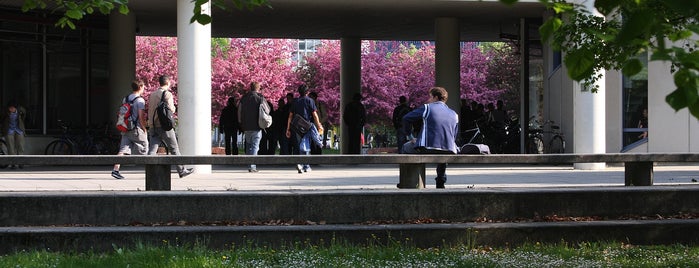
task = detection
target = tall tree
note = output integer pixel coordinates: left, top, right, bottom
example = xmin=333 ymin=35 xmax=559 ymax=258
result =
xmin=211 ymin=38 xmax=298 ymax=124
xmin=135 ymin=36 xmax=179 ymax=102
xmin=20 ymin=0 xmax=269 ymax=29
xmin=503 ymin=0 xmax=699 ymax=119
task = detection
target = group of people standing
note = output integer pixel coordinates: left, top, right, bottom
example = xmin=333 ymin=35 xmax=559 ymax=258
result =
xmin=113 ymin=78 xmax=459 ymax=189
xmin=218 ymin=83 xmax=326 ymax=173
xmin=111 ymin=75 xmax=194 ymax=180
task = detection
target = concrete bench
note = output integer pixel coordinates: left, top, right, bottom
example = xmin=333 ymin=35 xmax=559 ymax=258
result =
xmin=1 ymin=153 xmax=697 ymax=190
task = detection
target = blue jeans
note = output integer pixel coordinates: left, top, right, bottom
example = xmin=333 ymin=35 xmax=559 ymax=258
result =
xmin=295 ymin=131 xmax=314 ymax=170
xmin=244 ymin=130 xmax=262 ymax=170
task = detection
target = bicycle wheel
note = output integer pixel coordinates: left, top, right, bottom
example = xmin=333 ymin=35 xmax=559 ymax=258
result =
xmin=45 ymin=140 xmax=74 ymax=155
xmin=0 ymin=140 xmax=8 ymax=169
xmin=549 ymin=135 xmax=565 ymax=154
xmin=527 ymin=135 xmax=544 ymax=154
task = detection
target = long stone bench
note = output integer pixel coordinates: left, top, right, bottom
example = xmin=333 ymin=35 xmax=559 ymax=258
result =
xmin=1 ymin=153 xmax=697 ymax=190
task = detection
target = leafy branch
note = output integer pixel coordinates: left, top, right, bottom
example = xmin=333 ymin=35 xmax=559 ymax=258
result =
xmin=510 ymin=0 xmax=699 ymax=118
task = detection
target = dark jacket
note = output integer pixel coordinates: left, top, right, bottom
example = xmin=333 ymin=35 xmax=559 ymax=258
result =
xmin=343 ymin=100 xmax=366 ymax=130
xmin=219 ymin=104 xmax=239 ymax=133
xmin=238 ymin=91 xmax=266 ymax=131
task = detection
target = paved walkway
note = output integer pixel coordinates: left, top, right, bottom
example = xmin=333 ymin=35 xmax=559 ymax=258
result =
xmin=0 ymin=163 xmax=698 ymax=191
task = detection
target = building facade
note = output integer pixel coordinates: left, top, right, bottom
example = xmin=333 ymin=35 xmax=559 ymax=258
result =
xmin=0 ymin=0 xmax=694 ymax=162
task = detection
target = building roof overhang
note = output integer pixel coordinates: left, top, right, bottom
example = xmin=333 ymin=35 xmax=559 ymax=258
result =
xmin=0 ymin=0 xmax=546 ymax=41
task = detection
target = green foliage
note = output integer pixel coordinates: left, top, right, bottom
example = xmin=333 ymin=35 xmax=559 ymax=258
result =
xmin=522 ymin=0 xmax=699 ymax=118
xmin=20 ymin=0 xmax=267 ymax=29
xmin=1 ymin=242 xmax=699 ymax=267
xmin=22 ymin=0 xmax=129 ymax=29
xmin=190 ymin=0 xmax=270 ymax=24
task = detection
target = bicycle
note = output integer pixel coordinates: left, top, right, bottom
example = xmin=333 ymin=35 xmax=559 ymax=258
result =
xmin=544 ymin=120 xmax=566 ymax=154
xmin=459 ymin=120 xmax=486 ymax=146
xmin=526 ymin=117 xmax=544 ymax=154
xmin=45 ymin=120 xmax=113 ymax=155
xmin=0 ymin=137 xmax=8 ymax=169
xmin=526 ymin=117 xmax=566 ymax=154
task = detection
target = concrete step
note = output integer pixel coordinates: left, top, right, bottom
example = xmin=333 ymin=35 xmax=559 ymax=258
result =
xmin=2 ymin=186 xmax=698 ymax=252
xmin=1 ymin=219 xmax=698 ymax=252
xmin=3 ymin=186 xmax=698 ymax=226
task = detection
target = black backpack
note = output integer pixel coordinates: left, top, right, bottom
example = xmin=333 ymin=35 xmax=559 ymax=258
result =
xmin=155 ymin=91 xmax=175 ymax=131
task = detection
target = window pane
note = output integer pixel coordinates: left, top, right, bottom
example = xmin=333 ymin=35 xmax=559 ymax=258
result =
xmin=0 ymin=41 xmax=43 ymax=134
xmin=622 ymin=53 xmax=648 ymax=148
xmin=47 ymin=43 xmax=84 ymax=131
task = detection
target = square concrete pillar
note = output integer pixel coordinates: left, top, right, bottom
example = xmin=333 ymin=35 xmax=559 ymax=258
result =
xmin=145 ymin=165 xmax=172 ymax=191
xmin=398 ymin=164 xmax=426 ymax=189
xmin=625 ymin=161 xmax=654 ymax=186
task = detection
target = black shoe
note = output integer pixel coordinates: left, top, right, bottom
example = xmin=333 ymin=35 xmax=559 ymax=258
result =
xmin=179 ymin=168 xmax=194 ymax=178
xmin=10 ymin=165 xmax=16 ymax=170
xmin=248 ymin=169 xmax=259 ymax=173
xmin=435 ymin=177 xmax=446 ymax=189
xmin=296 ymin=164 xmax=303 ymax=174
xmin=111 ymin=170 xmax=125 ymax=180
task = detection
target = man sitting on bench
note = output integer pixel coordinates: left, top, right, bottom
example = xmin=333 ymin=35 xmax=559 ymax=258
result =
xmin=401 ymin=86 xmax=459 ymax=189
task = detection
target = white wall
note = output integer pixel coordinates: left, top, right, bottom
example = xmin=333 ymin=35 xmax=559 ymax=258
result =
xmin=605 ymin=70 xmax=623 ymax=153
xmin=647 ymin=59 xmax=699 ymax=152
xmin=544 ymin=63 xmax=575 ymax=153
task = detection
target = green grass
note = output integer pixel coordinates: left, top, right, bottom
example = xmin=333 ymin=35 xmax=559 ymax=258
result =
xmin=2 ymin=241 xmax=699 ymax=267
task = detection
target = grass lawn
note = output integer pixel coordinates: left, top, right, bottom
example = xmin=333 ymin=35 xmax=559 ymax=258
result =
xmin=3 ymin=241 xmax=698 ymax=267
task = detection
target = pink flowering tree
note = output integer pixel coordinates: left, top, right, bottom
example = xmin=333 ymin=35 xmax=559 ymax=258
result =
xmin=135 ymin=36 xmax=179 ymax=103
xmin=211 ymin=38 xmax=298 ymax=123
xmin=297 ymin=40 xmax=342 ymax=124
xmin=484 ymin=43 xmax=521 ymax=114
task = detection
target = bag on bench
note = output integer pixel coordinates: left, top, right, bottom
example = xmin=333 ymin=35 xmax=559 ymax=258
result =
xmin=459 ymin=143 xmax=490 ymax=155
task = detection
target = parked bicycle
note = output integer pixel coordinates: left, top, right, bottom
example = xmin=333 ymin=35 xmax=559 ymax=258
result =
xmin=526 ymin=117 xmax=565 ymax=154
xmin=458 ymin=120 xmax=486 ymax=146
xmin=0 ymin=137 xmax=8 ymax=169
xmin=45 ymin=120 xmax=114 ymax=155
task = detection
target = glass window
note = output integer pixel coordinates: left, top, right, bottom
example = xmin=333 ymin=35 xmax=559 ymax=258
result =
xmin=0 ymin=40 xmax=43 ymax=134
xmin=46 ymin=41 xmax=85 ymax=132
xmin=621 ymin=53 xmax=648 ymax=150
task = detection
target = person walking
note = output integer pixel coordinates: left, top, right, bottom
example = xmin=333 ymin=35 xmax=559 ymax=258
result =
xmin=111 ymin=80 xmax=149 ymax=179
xmin=401 ymin=87 xmax=458 ymax=189
xmin=146 ymin=75 xmax=194 ymax=178
xmin=343 ymin=93 xmax=366 ymax=154
xmin=259 ymin=99 xmax=276 ymax=155
xmin=392 ymin=96 xmax=411 ymax=151
xmin=218 ymin=96 xmax=240 ymax=155
xmin=285 ymin=85 xmax=323 ymax=173
xmin=238 ymin=81 xmax=268 ymax=172
xmin=1 ymin=101 xmax=27 ymax=169
xmin=309 ymin=91 xmax=328 ymax=155
xmin=272 ymin=97 xmax=287 ymax=155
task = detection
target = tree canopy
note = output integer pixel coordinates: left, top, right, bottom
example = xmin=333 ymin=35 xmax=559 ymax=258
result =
xmin=509 ymin=0 xmax=699 ymax=118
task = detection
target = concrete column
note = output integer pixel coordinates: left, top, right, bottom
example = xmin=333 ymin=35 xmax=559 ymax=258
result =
xmin=340 ymin=37 xmax=361 ymax=154
xmin=573 ymin=1 xmax=606 ymax=170
xmin=108 ymin=10 xmax=136 ymax=123
xmin=520 ymin=18 xmax=530 ymax=154
xmin=434 ymin=17 xmax=461 ymax=110
xmin=177 ymin=0 xmax=212 ymax=173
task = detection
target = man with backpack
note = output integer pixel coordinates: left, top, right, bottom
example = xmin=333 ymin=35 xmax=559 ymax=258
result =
xmin=146 ymin=75 xmax=194 ymax=178
xmin=111 ymin=80 xmax=149 ymax=180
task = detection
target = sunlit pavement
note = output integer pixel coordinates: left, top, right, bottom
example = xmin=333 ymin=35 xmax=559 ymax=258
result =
xmin=0 ymin=164 xmax=697 ymax=191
